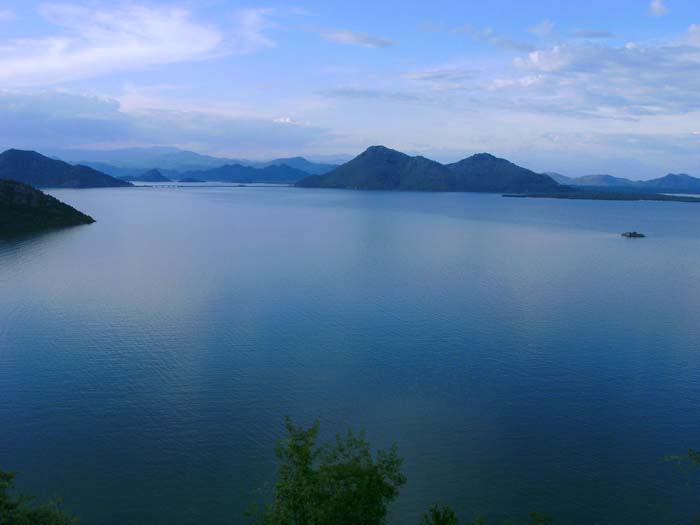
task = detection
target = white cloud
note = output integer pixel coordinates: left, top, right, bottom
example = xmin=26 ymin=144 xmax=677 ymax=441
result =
xmin=528 ymin=20 xmax=554 ymax=37
xmin=391 ymin=24 xmax=700 ymax=125
xmin=407 ymin=67 xmax=474 ymax=83
xmin=454 ymin=24 xmax=535 ymax=52
xmin=688 ymin=24 xmax=700 ymax=46
xmin=0 ymin=4 xmax=277 ymax=87
xmin=570 ymin=29 xmax=614 ymax=39
xmin=229 ymin=8 xmax=277 ymax=54
xmin=649 ymin=0 xmax=669 ymax=16
xmin=320 ymin=87 xmax=419 ymax=101
xmin=317 ymin=28 xmax=392 ymax=48
xmin=505 ymin=31 xmax=700 ymax=118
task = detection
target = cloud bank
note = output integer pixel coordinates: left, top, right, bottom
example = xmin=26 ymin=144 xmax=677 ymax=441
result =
xmin=0 ymin=91 xmax=328 ymax=157
xmin=0 ymin=4 xmax=276 ymax=87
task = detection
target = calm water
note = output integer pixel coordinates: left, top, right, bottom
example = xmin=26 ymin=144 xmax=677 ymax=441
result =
xmin=1 ymin=186 xmax=699 ymax=524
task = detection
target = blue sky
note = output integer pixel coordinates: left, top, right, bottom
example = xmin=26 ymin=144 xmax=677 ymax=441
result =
xmin=0 ymin=0 xmax=699 ymax=176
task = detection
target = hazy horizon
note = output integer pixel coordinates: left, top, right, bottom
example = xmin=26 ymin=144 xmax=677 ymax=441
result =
xmin=3 ymin=143 xmax=692 ymax=182
xmin=1 ymin=0 xmax=699 ymax=178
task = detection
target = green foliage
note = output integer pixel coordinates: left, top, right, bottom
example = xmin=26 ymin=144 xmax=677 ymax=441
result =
xmin=666 ymin=448 xmax=700 ymax=472
xmin=689 ymin=449 xmax=700 ymax=468
xmin=251 ymin=417 xmax=406 ymax=525
xmin=0 ymin=469 xmax=76 ymax=525
xmin=526 ymin=512 xmax=553 ymax=524
xmin=420 ymin=504 xmax=459 ymax=525
xmin=494 ymin=512 xmax=552 ymax=525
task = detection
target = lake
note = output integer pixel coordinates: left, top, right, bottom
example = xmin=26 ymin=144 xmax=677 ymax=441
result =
xmin=1 ymin=186 xmax=699 ymax=524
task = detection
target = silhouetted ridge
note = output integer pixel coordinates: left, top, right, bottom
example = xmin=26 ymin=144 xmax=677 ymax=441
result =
xmin=445 ymin=153 xmax=560 ymax=193
xmin=296 ymin=146 xmax=456 ymax=191
xmin=0 ymin=149 xmax=132 ymax=188
xmin=296 ymin=146 xmax=560 ymax=193
xmin=643 ymin=174 xmax=700 ymax=192
xmin=0 ymin=179 xmax=95 ymax=235
xmin=548 ymin=171 xmax=700 ymax=194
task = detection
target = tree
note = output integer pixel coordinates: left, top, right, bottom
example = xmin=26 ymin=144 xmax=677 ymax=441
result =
xmin=470 ymin=512 xmax=552 ymax=525
xmin=689 ymin=449 xmax=700 ymax=468
xmin=0 ymin=469 xmax=76 ymax=525
xmin=525 ymin=512 xmax=553 ymax=524
xmin=420 ymin=504 xmax=459 ymax=525
xmin=251 ymin=417 xmax=406 ymax=525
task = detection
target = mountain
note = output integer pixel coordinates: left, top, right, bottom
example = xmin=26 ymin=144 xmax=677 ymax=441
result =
xmin=120 ymin=169 xmax=171 ymax=183
xmin=544 ymin=172 xmax=571 ymax=185
xmin=575 ymin=174 xmax=636 ymax=187
xmin=73 ymin=161 xmax=175 ymax=179
xmin=297 ymin=146 xmax=561 ymax=193
xmin=54 ymin=147 xmax=341 ymax=175
xmin=641 ymin=174 xmax=700 ymax=193
xmin=72 ymin=161 xmax=141 ymax=179
xmin=445 ymin=153 xmax=560 ymax=193
xmin=182 ymin=164 xmax=309 ymax=183
xmin=55 ymin=147 xmax=247 ymax=171
xmin=262 ymin=157 xmax=338 ymax=175
xmin=179 ymin=177 xmax=204 ymax=183
xmin=296 ymin=146 xmax=456 ymax=190
xmin=0 ymin=149 xmax=132 ymax=188
xmin=55 ymin=147 xmax=343 ymax=175
xmin=0 ymin=179 xmax=95 ymax=235
xmin=549 ymin=172 xmax=700 ymax=193
xmin=546 ymin=173 xmax=636 ymax=187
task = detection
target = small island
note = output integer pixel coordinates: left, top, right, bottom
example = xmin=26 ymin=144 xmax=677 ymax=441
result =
xmin=0 ymin=179 xmax=95 ymax=236
xmin=622 ymin=231 xmax=646 ymax=238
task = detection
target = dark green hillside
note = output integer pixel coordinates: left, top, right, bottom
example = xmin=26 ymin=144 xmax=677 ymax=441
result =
xmin=296 ymin=146 xmax=456 ymax=190
xmin=445 ymin=153 xmax=560 ymax=193
xmin=0 ymin=179 xmax=95 ymax=235
xmin=297 ymin=147 xmax=561 ymax=193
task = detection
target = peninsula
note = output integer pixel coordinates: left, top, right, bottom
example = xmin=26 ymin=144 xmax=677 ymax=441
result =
xmin=0 ymin=180 xmax=95 ymax=235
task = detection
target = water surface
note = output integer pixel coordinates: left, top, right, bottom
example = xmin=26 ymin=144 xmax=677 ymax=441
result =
xmin=1 ymin=186 xmax=699 ymax=524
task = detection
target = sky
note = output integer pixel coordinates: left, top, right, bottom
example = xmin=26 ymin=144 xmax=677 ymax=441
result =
xmin=0 ymin=0 xmax=699 ymax=177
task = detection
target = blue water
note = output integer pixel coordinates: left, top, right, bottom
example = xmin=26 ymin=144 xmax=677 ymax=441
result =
xmin=1 ymin=186 xmax=699 ymax=524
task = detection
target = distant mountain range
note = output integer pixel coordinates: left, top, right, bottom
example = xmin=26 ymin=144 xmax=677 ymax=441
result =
xmin=297 ymin=146 xmax=560 ymax=193
xmin=180 ymin=164 xmax=310 ymax=184
xmin=55 ymin=146 xmax=246 ymax=171
xmin=549 ymin=172 xmax=700 ymax=194
xmin=259 ymin=157 xmax=338 ymax=175
xmin=3 ymin=146 xmax=699 ymax=204
xmin=120 ymin=169 xmax=172 ymax=183
xmin=0 ymin=179 xmax=95 ymax=235
xmin=53 ymin=147 xmax=338 ymax=177
xmin=0 ymin=149 xmax=131 ymax=188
